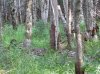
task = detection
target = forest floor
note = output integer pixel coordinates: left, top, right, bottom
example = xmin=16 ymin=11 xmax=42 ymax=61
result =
xmin=0 ymin=21 xmax=100 ymax=74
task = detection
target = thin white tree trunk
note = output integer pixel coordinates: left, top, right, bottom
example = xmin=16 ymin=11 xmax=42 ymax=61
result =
xmin=58 ymin=5 xmax=66 ymax=29
xmin=0 ymin=0 xmax=3 ymax=41
xmin=41 ymin=0 xmax=49 ymax=23
xmin=32 ymin=0 xmax=37 ymax=24
xmin=14 ymin=0 xmax=19 ymax=24
xmin=23 ymin=0 xmax=32 ymax=48
xmin=18 ymin=0 xmax=22 ymax=23
xmin=63 ymin=0 xmax=72 ymax=49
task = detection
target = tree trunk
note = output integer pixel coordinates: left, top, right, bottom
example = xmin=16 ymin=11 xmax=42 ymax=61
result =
xmin=41 ymin=0 xmax=49 ymax=23
xmin=23 ymin=0 xmax=32 ymax=48
xmin=58 ymin=5 xmax=66 ymax=31
xmin=73 ymin=0 xmax=85 ymax=74
xmin=19 ymin=0 xmax=26 ymax=23
xmin=82 ymin=0 xmax=95 ymax=31
xmin=63 ymin=0 xmax=72 ymax=50
xmin=9 ymin=0 xmax=18 ymax=30
xmin=0 ymin=0 xmax=3 ymax=41
xmin=32 ymin=0 xmax=37 ymax=24
xmin=17 ymin=0 xmax=22 ymax=23
xmin=97 ymin=0 xmax=100 ymax=18
xmin=50 ymin=0 xmax=59 ymax=50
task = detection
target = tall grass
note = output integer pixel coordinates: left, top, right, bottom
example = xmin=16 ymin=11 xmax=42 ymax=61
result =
xmin=0 ymin=21 xmax=100 ymax=74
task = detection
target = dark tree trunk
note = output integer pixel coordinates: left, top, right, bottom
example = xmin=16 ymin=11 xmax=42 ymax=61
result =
xmin=50 ymin=21 xmax=56 ymax=49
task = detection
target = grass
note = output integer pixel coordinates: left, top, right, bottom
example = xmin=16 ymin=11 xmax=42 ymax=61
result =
xmin=0 ymin=21 xmax=100 ymax=74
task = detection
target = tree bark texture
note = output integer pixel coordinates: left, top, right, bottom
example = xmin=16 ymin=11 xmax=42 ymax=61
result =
xmin=73 ymin=0 xmax=85 ymax=74
xmin=23 ymin=0 xmax=33 ymax=48
xmin=50 ymin=0 xmax=59 ymax=50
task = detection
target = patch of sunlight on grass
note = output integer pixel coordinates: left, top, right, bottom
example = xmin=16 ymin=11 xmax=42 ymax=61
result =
xmin=96 ymin=65 xmax=100 ymax=74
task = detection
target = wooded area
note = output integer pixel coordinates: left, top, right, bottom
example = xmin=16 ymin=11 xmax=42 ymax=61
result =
xmin=0 ymin=0 xmax=100 ymax=74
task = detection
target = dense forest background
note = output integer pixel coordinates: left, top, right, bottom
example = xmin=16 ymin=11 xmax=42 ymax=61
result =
xmin=0 ymin=0 xmax=100 ymax=74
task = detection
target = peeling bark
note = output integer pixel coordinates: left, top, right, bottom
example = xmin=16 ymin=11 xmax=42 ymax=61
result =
xmin=50 ymin=0 xmax=59 ymax=50
xmin=23 ymin=0 xmax=32 ymax=48
xmin=73 ymin=0 xmax=85 ymax=73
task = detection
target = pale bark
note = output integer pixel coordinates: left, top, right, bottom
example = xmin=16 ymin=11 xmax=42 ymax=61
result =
xmin=73 ymin=0 xmax=84 ymax=74
xmin=63 ymin=0 xmax=72 ymax=49
xmin=14 ymin=0 xmax=19 ymax=24
xmin=23 ymin=0 xmax=32 ymax=48
xmin=93 ymin=0 xmax=98 ymax=18
xmin=50 ymin=0 xmax=59 ymax=50
xmin=19 ymin=0 xmax=26 ymax=23
xmin=82 ymin=0 xmax=95 ymax=31
xmin=58 ymin=5 xmax=66 ymax=28
xmin=97 ymin=0 xmax=100 ymax=17
xmin=41 ymin=0 xmax=49 ymax=23
xmin=83 ymin=0 xmax=98 ymax=40
xmin=2 ymin=0 xmax=7 ymax=22
xmin=32 ymin=0 xmax=37 ymax=24
xmin=17 ymin=0 xmax=22 ymax=23
xmin=0 ymin=0 xmax=3 ymax=41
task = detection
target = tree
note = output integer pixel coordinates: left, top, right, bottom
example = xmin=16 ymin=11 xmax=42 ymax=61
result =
xmin=20 ymin=0 xmax=27 ymax=23
xmin=17 ymin=0 xmax=22 ymax=23
xmin=9 ymin=0 xmax=18 ymax=30
xmin=41 ymin=0 xmax=49 ymax=23
xmin=73 ymin=0 xmax=85 ymax=74
xmin=32 ymin=0 xmax=37 ymax=24
xmin=0 ymin=0 xmax=3 ymax=41
xmin=63 ymin=0 xmax=72 ymax=50
xmin=82 ymin=0 xmax=99 ymax=40
xmin=83 ymin=0 xmax=95 ymax=31
xmin=97 ymin=0 xmax=100 ymax=18
xmin=50 ymin=0 xmax=59 ymax=50
xmin=58 ymin=5 xmax=66 ymax=31
xmin=23 ymin=0 xmax=32 ymax=48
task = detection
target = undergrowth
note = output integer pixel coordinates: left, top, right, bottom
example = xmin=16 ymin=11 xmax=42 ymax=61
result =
xmin=0 ymin=21 xmax=100 ymax=74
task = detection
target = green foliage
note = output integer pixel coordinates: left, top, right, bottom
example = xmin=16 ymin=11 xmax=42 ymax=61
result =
xmin=80 ymin=20 xmax=86 ymax=32
xmin=33 ymin=20 xmax=49 ymax=37
xmin=2 ymin=23 xmax=25 ymax=47
xmin=32 ymin=20 xmax=50 ymax=48
xmin=83 ymin=41 xmax=100 ymax=73
xmin=0 ymin=22 xmax=100 ymax=74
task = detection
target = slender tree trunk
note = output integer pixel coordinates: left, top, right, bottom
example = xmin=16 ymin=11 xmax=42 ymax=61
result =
xmin=41 ymin=0 xmax=49 ymax=23
xmin=83 ymin=0 xmax=95 ymax=31
xmin=74 ymin=0 xmax=85 ymax=74
xmin=23 ymin=0 xmax=32 ymax=48
xmin=36 ymin=0 xmax=41 ymax=19
xmin=58 ymin=5 xmax=66 ymax=30
xmin=63 ymin=0 xmax=72 ymax=50
xmin=6 ymin=1 xmax=12 ymax=23
xmin=50 ymin=0 xmax=59 ymax=50
xmin=32 ymin=0 xmax=37 ymax=24
xmin=0 ymin=0 xmax=3 ymax=41
xmin=15 ymin=0 xmax=19 ymax=24
xmin=20 ymin=0 xmax=26 ymax=23
xmin=17 ymin=0 xmax=22 ymax=23
xmin=2 ymin=0 xmax=7 ymax=22
xmin=10 ymin=0 xmax=18 ymax=30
